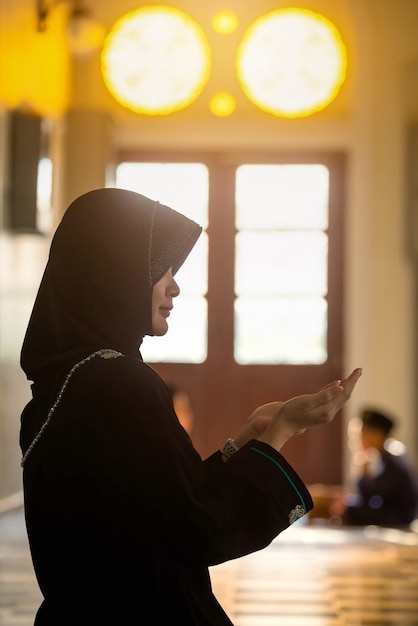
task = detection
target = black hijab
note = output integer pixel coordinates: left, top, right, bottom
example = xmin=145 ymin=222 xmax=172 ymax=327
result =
xmin=21 ymin=188 xmax=202 ymax=384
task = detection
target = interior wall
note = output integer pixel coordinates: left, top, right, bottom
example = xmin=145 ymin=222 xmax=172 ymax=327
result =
xmin=0 ymin=0 xmax=71 ymax=507
xmin=345 ymin=0 xmax=417 ymax=470
xmin=0 ymin=0 xmax=71 ymax=116
xmin=62 ymin=109 xmax=115 ymax=211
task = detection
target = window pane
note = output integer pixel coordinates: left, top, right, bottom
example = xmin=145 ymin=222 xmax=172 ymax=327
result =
xmin=234 ymin=296 xmax=327 ymax=364
xmin=116 ymin=162 xmax=209 ymax=228
xmin=235 ymin=231 xmax=328 ymax=296
xmin=37 ymin=157 xmax=53 ymax=233
xmin=234 ymin=162 xmax=329 ymax=365
xmin=141 ymin=296 xmax=207 ymax=363
xmin=116 ymin=162 xmax=208 ymax=362
xmin=236 ymin=164 xmax=329 ymax=230
xmin=175 ymin=232 xmax=208 ymax=296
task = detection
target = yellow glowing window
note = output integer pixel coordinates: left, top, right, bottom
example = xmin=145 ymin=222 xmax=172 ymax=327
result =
xmin=236 ymin=8 xmax=347 ymax=118
xmin=101 ymin=6 xmax=211 ymax=115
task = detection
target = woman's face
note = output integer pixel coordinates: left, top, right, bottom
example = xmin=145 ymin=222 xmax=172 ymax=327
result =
xmin=151 ymin=267 xmax=180 ymax=336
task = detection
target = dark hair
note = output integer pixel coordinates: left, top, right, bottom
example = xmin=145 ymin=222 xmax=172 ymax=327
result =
xmin=361 ymin=408 xmax=395 ymax=435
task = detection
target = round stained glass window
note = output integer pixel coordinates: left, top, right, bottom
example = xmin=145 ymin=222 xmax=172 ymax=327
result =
xmin=236 ymin=8 xmax=347 ymax=118
xmin=101 ymin=6 xmax=211 ymax=115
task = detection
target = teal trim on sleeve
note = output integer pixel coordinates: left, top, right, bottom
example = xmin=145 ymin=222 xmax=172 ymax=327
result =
xmin=250 ymin=446 xmax=307 ymax=513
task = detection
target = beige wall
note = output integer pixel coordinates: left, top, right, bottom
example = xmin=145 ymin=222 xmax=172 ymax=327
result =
xmin=1 ymin=0 xmax=417 ymax=505
xmin=347 ymin=0 xmax=417 ymax=461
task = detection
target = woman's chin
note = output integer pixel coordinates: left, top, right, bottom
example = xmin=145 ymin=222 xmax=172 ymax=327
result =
xmin=152 ymin=321 xmax=169 ymax=337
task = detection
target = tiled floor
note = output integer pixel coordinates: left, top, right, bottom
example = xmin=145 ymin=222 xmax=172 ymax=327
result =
xmin=0 ymin=509 xmax=42 ymax=626
xmin=211 ymin=524 xmax=418 ymax=625
xmin=1 ymin=508 xmax=418 ymax=625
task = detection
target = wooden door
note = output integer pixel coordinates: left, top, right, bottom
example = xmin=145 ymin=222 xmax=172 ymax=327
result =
xmin=117 ymin=151 xmax=346 ymax=484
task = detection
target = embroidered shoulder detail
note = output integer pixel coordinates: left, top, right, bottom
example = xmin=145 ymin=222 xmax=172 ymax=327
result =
xmin=21 ymin=348 xmax=124 ymax=468
xmin=289 ymin=504 xmax=305 ymax=524
xmin=99 ymin=349 xmax=123 ymax=359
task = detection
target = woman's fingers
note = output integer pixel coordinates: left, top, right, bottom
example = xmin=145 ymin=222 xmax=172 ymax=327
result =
xmin=262 ymin=369 xmax=363 ymax=434
xmin=312 ymin=368 xmax=362 ymax=418
xmin=341 ymin=368 xmax=363 ymax=394
xmin=257 ymin=369 xmax=363 ymax=451
xmin=321 ymin=379 xmax=342 ymax=391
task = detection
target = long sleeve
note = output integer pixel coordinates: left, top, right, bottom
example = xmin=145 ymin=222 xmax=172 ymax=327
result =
xmin=38 ymin=355 xmax=312 ymax=566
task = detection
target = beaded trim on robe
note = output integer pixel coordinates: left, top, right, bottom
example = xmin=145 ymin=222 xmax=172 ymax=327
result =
xmin=20 ymin=349 xmax=123 ymax=468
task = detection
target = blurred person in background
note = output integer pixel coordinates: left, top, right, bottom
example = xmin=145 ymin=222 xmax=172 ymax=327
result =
xmin=341 ymin=408 xmax=418 ymax=527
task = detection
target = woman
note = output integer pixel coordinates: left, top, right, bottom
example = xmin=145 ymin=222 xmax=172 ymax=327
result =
xmin=20 ymin=188 xmax=361 ymax=625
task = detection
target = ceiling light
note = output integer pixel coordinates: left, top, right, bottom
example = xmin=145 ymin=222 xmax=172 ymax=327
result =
xmin=209 ymin=92 xmax=236 ymax=116
xmin=212 ymin=11 xmax=239 ymax=35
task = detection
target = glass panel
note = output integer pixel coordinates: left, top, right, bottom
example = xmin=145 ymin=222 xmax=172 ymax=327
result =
xmin=175 ymin=232 xmax=208 ymax=296
xmin=116 ymin=162 xmax=208 ymax=362
xmin=141 ymin=296 xmax=207 ymax=363
xmin=234 ymin=296 xmax=327 ymax=364
xmin=36 ymin=157 xmax=53 ymax=233
xmin=236 ymin=164 xmax=329 ymax=230
xmin=234 ymin=162 xmax=329 ymax=365
xmin=235 ymin=231 xmax=328 ymax=296
xmin=116 ymin=162 xmax=209 ymax=228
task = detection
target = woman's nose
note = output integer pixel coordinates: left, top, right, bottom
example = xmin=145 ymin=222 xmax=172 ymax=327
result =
xmin=169 ymin=277 xmax=180 ymax=297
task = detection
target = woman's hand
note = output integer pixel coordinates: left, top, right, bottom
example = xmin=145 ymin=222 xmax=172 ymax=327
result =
xmin=234 ymin=368 xmax=362 ymax=453
xmin=233 ymin=401 xmax=285 ymax=449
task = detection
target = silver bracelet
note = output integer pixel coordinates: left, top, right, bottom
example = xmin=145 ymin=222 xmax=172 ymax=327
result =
xmin=220 ymin=438 xmax=239 ymax=459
